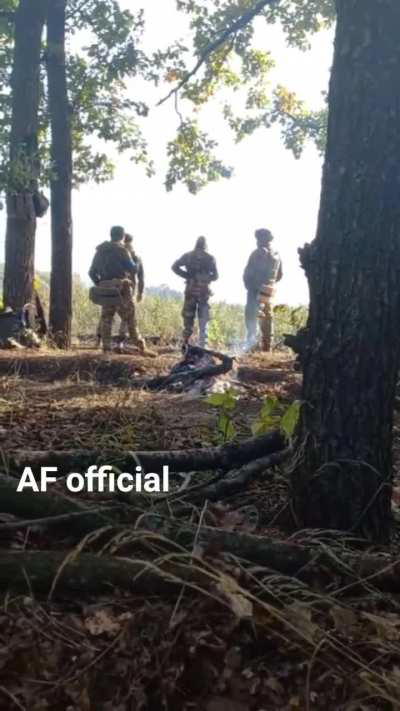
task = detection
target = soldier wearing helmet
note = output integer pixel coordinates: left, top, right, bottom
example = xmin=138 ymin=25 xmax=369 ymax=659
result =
xmin=243 ymin=228 xmax=283 ymax=351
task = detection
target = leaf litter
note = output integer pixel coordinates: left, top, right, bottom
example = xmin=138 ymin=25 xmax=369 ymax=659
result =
xmin=0 ymin=350 xmax=398 ymax=709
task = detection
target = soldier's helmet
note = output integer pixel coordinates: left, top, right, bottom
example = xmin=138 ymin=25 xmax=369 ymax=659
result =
xmin=124 ymin=234 xmax=133 ymax=244
xmin=110 ymin=225 xmax=125 ymax=242
xmin=195 ymin=236 xmax=207 ymax=250
xmin=255 ymin=228 xmax=273 ymax=246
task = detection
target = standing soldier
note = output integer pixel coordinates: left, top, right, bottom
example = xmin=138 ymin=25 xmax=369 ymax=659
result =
xmin=172 ymin=236 xmax=218 ymax=348
xmin=118 ymin=233 xmax=145 ymax=345
xmin=89 ymin=225 xmax=145 ymax=354
xmin=243 ymin=228 xmax=283 ymax=351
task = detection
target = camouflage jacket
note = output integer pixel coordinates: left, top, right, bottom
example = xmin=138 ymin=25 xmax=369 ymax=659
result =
xmin=243 ymin=246 xmax=282 ymax=292
xmin=88 ymin=242 xmax=137 ymax=285
xmin=172 ymin=248 xmax=218 ymax=285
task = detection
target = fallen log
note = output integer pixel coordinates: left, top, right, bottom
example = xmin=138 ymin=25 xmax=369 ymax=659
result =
xmin=1 ymin=533 xmax=400 ymax=597
xmin=128 ymin=516 xmax=400 ymax=594
xmin=0 ymin=442 xmax=286 ymax=542
xmin=0 ymin=507 xmax=117 ymax=533
xmin=6 ymin=430 xmax=286 ymax=475
xmin=0 ymin=550 xmax=184 ymax=597
xmin=0 ymin=475 xmax=119 ymax=536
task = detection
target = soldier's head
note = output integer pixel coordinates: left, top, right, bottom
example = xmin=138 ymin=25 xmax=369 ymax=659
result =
xmin=110 ymin=225 xmax=125 ymax=242
xmin=195 ymin=236 xmax=207 ymax=250
xmin=255 ymin=228 xmax=273 ymax=247
xmin=124 ymin=234 xmax=133 ymax=245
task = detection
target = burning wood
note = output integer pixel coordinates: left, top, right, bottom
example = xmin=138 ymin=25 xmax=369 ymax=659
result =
xmin=130 ymin=345 xmax=234 ymax=393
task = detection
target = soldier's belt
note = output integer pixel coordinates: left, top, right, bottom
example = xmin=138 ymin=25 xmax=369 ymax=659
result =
xmin=186 ymin=281 xmax=212 ymax=298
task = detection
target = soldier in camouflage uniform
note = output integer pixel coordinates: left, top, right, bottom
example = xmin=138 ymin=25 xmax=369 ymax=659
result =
xmin=118 ymin=234 xmax=145 ymax=343
xmin=243 ymin=228 xmax=283 ymax=351
xmin=172 ymin=236 xmax=218 ymax=348
xmin=89 ymin=226 xmax=145 ymax=353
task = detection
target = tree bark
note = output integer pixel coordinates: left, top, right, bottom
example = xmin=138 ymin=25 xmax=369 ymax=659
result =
xmin=46 ymin=0 xmax=73 ymax=348
xmin=293 ymin=0 xmax=400 ymax=541
xmin=3 ymin=0 xmax=47 ymax=310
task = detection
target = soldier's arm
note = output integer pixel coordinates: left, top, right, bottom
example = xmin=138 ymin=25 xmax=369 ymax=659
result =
xmin=243 ymin=253 xmax=255 ymax=289
xmin=123 ymin=253 xmax=138 ymax=279
xmin=276 ymin=259 xmax=283 ymax=283
xmin=88 ymin=254 xmax=100 ymax=285
xmin=209 ymin=257 xmax=218 ymax=282
xmin=137 ymin=259 xmax=145 ymax=298
xmin=172 ymin=254 xmax=189 ymax=280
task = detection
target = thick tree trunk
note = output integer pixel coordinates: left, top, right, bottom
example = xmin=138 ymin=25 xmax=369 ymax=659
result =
xmin=47 ymin=0 xmax=73 ymax=348
xmin=3 ymin=0 xmax=47 ymax=310
xmin=293 ymin=0 xmax=400 ymax=541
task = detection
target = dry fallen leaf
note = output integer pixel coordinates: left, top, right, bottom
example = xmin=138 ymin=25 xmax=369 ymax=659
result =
xmin=217 ymin=575 xmax=253 ymax=620
xmin=285 ymin=603 xmax=319 ymax=643
xmin=84 ymin=609 xmax=121 ymax=637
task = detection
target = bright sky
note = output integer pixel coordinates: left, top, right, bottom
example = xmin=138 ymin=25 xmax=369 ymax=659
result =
xmin=1 ymin=1 xmax=334 ymax=306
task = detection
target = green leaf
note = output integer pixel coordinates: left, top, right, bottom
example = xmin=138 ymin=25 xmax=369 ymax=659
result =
xmin=251 ymin=415 xmax=280 ymax=437
xmin=218 ymin=413 xmax=236 ymax=442
xmin=281 ymin=401 xmax=302 ymax=439
xmin=260 ymin=396 xmax=279 ymax=418
xmin=206 ymin=389 xmax=239 ymax=410
xmin=223 ymin=390 xmax=239 ymax=411
xmin=206 ymin=392 xmax=227 ymax=407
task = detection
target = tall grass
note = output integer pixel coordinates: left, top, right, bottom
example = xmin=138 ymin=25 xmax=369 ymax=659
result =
xmin=35 ymin=275 xmax=308 ymax=348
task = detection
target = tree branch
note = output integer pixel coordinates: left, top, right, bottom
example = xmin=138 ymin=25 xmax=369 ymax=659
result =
xmin=6 ymin=430 xmax=285 ymax=476
xmin=157 ymin=0 xmax=277 ymax=107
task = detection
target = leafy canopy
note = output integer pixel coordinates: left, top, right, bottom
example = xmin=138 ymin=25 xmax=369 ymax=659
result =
xmin=0 ymin=0 xmax=334 ymax=193
xmin=162 ymin=0 xmax=334 ymax=192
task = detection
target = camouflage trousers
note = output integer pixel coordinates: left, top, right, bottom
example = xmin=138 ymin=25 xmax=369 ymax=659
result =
xmin=182 ymin=291 xmax=210 ymax=348
xmin=98 ymin=281 xmax=144 ymax=352
xmin=258 ymin=297 xmax=274 ymax=352
xmin=245 ymin=289 xmax=274 ymax=351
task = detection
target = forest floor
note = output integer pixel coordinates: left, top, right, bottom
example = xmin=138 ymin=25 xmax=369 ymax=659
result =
xmin=0 ymin=347 xmax=399 ymax=710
